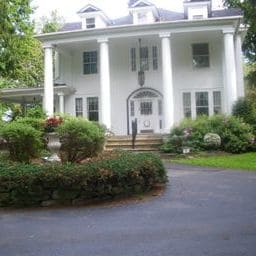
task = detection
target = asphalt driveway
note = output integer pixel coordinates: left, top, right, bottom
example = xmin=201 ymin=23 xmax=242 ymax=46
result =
xmin=1 ymin=164 xmax=256 ymax=256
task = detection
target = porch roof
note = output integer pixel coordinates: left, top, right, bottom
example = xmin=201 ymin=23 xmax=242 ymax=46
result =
xmin=0 ymin=85 xmax=75 ymax=103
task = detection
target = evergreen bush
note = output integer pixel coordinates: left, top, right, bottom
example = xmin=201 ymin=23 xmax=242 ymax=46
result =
xmin=0 ymin=122 xmax=43 ymax=163
xmin=0 ymin=152 xmax=167 ymax=207
xmin=57 ymin=118 xmax=105 ymax=163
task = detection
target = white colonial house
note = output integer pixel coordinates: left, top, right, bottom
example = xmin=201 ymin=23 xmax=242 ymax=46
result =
xmin=1 ymin=0 xmax=245 ymax=136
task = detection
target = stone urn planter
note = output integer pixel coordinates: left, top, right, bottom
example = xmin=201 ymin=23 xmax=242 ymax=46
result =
xmin=45 ymin=132 xmax=61 ymax=162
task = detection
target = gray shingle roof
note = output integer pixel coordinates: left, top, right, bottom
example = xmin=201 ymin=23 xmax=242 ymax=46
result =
xmin=59 ymin=7 xmax=242 ymax=32
xmin=211 ymin=8 xmax=243 ymax=18
xmin=59 ymin=22 xmax=82 ymax=32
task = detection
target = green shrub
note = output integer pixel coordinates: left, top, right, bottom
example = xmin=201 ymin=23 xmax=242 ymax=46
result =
xmin=232 ymin=97 xmax=256 ymax=133
xmin=15 ymin=117 xmax=45 ymax=132
xmin=162 ymin=115 xmax=254 ymax=154
xmin=25 ymin=105 xmax=46 ymax=119
xmin=0 ymin=122 xmax=43 ymax=163
xmin=57 ymin=118 xmax=105 ymax=163
xmin=0 ymin=152 xmax=167 ymax=207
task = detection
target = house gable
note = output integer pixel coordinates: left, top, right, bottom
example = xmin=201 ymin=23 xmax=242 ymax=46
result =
xmin=77 ymin=4 xmax=110 ymax=29
xmin=129 ymin=0 xmax=159 ymax=24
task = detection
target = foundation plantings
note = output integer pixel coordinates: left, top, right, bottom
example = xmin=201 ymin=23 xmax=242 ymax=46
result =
xmin=0 ymin=152 xmax=167 ymax=208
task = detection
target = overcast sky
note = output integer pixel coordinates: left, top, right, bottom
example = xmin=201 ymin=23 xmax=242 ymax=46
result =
xmin=32 ymin=0 xmax=224 ymax=22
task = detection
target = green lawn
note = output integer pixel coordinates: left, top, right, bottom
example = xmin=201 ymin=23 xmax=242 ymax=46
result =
xmin=172 ymin=152 xmax=256 ymax=171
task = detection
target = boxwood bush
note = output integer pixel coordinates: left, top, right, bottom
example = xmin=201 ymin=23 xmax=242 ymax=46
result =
xmin=162 ymin=115 xmax=254 ymax=154
xmin=57 ymin=118 xmax=105 ymax=163
xmin=0 ymin=152 xmax=167 ymax=207
xmin=0 ymin=122 xmax=43 ymax=163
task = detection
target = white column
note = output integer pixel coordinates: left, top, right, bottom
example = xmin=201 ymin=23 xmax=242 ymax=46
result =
xmin=223 ymin=30 xmax=237 ymax=114
xmin=43 ymin=45 xmax=54 ymax=116
xmin=98 ymin=38 xmax=111 ymax=129
xmin=160 ymin=32 xmax=174 ymax=133
xmin=235 ymin=33 xmax=245 ymax=98
xmin=58 ymin=92 xmax=65 ymax=114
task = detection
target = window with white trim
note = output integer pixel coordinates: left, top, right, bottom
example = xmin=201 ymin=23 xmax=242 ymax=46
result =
xmin=87 ymin=97 xmax=99 ymax=121
xmin=75 ymin=98 xmax=83 ymax=117
xmin=152 ymin=46 xmax=158 ymax=70
xmin=86 ymin=18 xmax=95 ymax=29
xmin=213 ymin=91 xmax=222 ymax=114
xmin=83 ymin=51 xmax=97 ymax=75
xmin=140 ymin=101 xmax=152 ymax=115
xmin=192 ymin=43 xmax=209 ymax=68
xmin=183 ymin=92 xmax=192 ymax=118
xmin=138 ymin=12 xmax=148 ymax=24
xmin=130 ymin=48 xmax=136 ymax=71
xmin=196 ymin=92 xmax=209 ymax=116
xmin=140 ymin=47 xmax=149 ymax=71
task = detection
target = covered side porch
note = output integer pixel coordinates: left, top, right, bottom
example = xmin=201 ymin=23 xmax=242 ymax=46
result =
xmin=0 ymin=85 xmax=75 ymax=113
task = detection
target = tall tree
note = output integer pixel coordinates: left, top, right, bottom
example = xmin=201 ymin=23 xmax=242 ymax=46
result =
xmin=224 ymin=0 xmax=256 ymax=89
xmin=224 ymin=0 xmax=256 ymax=62
xmin=0 ymin=0 xmax=43 ymax=87
xmin=39 ymin=10 xmax=64 ymax=34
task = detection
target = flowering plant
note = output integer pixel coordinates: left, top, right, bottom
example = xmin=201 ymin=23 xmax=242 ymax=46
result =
xmin=44 ymin=116 xmax=63 ymax=132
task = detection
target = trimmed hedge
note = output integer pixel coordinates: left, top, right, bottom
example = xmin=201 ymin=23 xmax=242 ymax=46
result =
xmin=0 ymin=152 xmax=167 ymax=207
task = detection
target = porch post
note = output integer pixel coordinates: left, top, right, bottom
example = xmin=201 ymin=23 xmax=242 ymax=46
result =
xmin=98 ymin=38 xmax=111 ymax=129
xmin=58 ymin=92 xmax=65 ymax=114
xmin=235 ymin=33 xmax=245 ymax=98
xmin=159 ymin=32 xmax=174 ymax=133
xmin=223 ymin=29 xmax=237 ymax=114
xmin=43 ymin=44 xmax=54 ymax=116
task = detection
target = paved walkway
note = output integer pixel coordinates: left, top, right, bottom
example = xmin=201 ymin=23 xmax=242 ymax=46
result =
xmin=1 ymin=164 xmax=256 ymax=256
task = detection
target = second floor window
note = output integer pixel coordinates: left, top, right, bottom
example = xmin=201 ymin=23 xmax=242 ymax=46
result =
xmin=130 ymin=48 xmax=136 ymax=71
xmin=140 ymin=46 xmax=149 ymax=71
xmin=192 ymin=43 xmax=209 ymax=68
xmin=152 ymin=46 xmax=158 ymax=70
xmin=83 ymin=51 xmax=97 ymax=75
xmin=86 ymin=18 xmax=95 ymax=29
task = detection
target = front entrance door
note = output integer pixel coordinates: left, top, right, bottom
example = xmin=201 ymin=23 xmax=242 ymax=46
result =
xmin=128 ymin=89 xmax=163 ymax=134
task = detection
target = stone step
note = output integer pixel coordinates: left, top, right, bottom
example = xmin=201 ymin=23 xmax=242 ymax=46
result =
xmin=106 ymin=140 xmax=162 ymax=146
xmin=105 ymin=134 xmax=163 ymax=151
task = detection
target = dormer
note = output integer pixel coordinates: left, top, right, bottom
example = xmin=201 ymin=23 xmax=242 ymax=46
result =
xmin=128 ymin=0 xmax=159 ymax=25
xmin=77 ymin=4 xmax=110 ymax=29
xmin=183 ymin=0 xmax=212 ymax=20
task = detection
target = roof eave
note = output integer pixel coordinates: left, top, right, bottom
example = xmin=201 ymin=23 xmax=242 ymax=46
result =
xmin=35 ymin=15 xmax=243 ymax=42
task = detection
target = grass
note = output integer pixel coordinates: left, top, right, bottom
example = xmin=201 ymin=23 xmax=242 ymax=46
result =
xmin=172 ymin=152 xmax=256 ymax=171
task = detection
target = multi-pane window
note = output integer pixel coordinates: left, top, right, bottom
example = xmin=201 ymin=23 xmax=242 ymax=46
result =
xmin=75 ymin=98 xmax=83 ymax=117
xmin=130 ymin=48 xmax=136 ymax=71
xmin=83 ymin=51 xmax=97 ymax=75
xmin=192 ymin=43 xmax=209 ymax=68
xmin=140 ymin=47 xmax=149 ymax=71
xmin=183 ymin=92 xmax=192 ymax=118
xmin=152 ymin=46 xmax=158 ymax=70
xmin=213 ymin=91 xmax=222 ymax=114
xmin=140 ymin=101 xmax=152 ymax=115
xmin=138 ymin=13 xmax=148 ymax=24
xmin=86 ymin=18 xmax=95 ymax=29
xmin=196 ymin=92 xmax=209 ymax=116
xmin=87 ymin=97 xmax=99 ymax=121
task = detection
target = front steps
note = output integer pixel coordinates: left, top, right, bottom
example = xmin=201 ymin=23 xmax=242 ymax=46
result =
xmin=105 ymin=134 xmax=163 ymax=152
